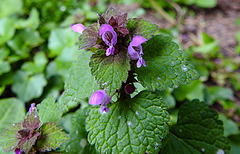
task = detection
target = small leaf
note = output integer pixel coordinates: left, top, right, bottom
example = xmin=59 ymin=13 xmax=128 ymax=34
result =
xmin=7 ymin=29 xmax=43 ymax=58
xmin=78 ymin=24 xmax=100 ymax=50
xmin=12 ymin=71 xmax=47 ymax=102
xmin=18 ymin=132 xmax=40 ymax=154
xmin=62 ymin=108 xmax=98 ymax=154
xmin=86 ymin=91 xmax=170 ymax=153
xmin=37 ymin=97 xmax=63 ymax=126
xmin=36 ymin=122 xmax=69 ymax=152
xmin=102 ymin=7 xmax=119 ymax=22
xmin=136 ymin=35 xmax=199 ymax=91
xmin=161 ymin=100 xmax=230 ymax=154
xmin=127 ymin=18 xmax=159 ymax=39
xmin=0 ymin=18 xmax=15 ymax=45
xmin=0 ymin=0 xmax=23 ymax=18
xmin=90 ymin=50 xmax=130 ymax=96
xmin=0 ymin=123 xmax=22 ymax=152
xmin=205 ymin=86 xmax=233 ymax=105
xmin=61 ymin=51 xmax=98 ymax=105
xmin=48 ymin=28 xmax=77 ymax=57
xmin=0 ymin=98 xmax=25 ymax=131
xmin=0 ymin=61 xmax=11 ymax=75
xmin=22 ymin=110 xmax=40 ymax=130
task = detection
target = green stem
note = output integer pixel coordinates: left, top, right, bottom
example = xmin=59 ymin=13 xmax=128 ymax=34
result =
xmin=150 ymin=0 xmax=176 ymax=25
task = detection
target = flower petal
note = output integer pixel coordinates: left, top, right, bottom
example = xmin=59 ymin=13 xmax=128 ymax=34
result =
xmin=128 ymin=45 xmax=140 ymax=60
xmin=89 ymin=90 xmax=105 ymax=105
xmin=100 ymin=106 xmax=110 ymax=113
xmin=71 ymin=23 xmax=86 ymax=34
xmin=102 ymin=30 xmax=117 ymax=47
xmin=106 ymin=46 xmax=115 ymax=56
xmin=130 ymin=36 xmax=147 ymax=47
xmin=89 ymin=90 xmax=111 ymax=106
xmin=99 ymin=24 xmax=114 ymax=36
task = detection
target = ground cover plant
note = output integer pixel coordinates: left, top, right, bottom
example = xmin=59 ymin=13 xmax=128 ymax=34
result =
xmin=0 ymin=0 xmax=240 ymax=153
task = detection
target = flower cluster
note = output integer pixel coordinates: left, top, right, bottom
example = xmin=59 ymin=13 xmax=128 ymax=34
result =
xmin=71 ymin=8 xmax=150 ymax=113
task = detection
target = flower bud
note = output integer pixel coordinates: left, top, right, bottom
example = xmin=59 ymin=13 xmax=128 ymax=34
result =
xmin=124 ymin=84 xmax=135 ymax=95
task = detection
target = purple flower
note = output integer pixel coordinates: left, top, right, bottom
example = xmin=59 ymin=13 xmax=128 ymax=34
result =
xmin=128 ymin=36 xmax=147 ymax=68
xmin=99 ymin=24 xmax=117 ymax=56
xmin=71 ymin=23 xmax=86 ymax=34
xmin=15 ymin=148 xmax=23 ymax=154
xmin=29 ymin=103 xmax=36 ymax=114
xmin=89 ymin=90 xmax=111 ymax=113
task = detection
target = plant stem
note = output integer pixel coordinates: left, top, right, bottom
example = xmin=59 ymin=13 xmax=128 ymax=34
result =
xmin=150 ymin=0 xmax=176 ymax=25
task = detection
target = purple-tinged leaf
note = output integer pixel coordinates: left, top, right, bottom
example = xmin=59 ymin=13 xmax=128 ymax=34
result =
xmin=0 ymin=123 xmax=22 ymax=152
xmin=22 ymin=110 xmax=40 ymax=130
xmin=36 ymin=122 xmax=69 ymax=152
xmin=102 ymin=7 xmax=119 ymax=23
xmin=78 ymin=23 xmax=100 ymax=50
xmin=18 ymin=132 xmax=40 ymax=154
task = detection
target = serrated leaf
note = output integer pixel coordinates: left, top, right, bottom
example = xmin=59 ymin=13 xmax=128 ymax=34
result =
xmin=136 ymin=35 xmax=199 ymax=91
xmin=22 ymin=109 xmax=40 ymax=130
xmin=161 ymin=100 xmax=230 ymax=154
xmin=18 ymin=132 xmax=40 ymax=154
xmin=0 ymin=98 xmax=25 ymax=131
xmin=0 ymin=123 xmax=22 ymax=152
xmin=36 ymin=122 xmax=69 ymax=151
xmin=86 ymin=91 xmax=170 ymax=153
xmin=62 ymin=108 xmax=98 ymax=154
xmin=37 ymin=97 xmax=63 ymax=126
xmin=127 ymin=18 xmax=159 ymax=39
xmin=12 ymin=71 xmax=47 ymax=102
xmin=78 ymin=24 xmax=100 ymax=50
xmin=90 ymin=50 xmax=130 ymax=96
xmin=102 ymin=7 xmax=119 ymax=22
xmin=61 ymin=51 xmax=98 ymax=105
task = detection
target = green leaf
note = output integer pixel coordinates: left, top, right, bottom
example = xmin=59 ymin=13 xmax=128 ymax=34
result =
xmin=0 ymin=61 xmax=11 ymax=75
xmin=12 ymin=71 xmax=47 ymax=102
xmin=218 ymin=114 xmax=239 ymax=137
xmin=90 ymin=50 xmax=130 ymax=96
xmin=15 ymin=8 xmax=40 ymax=30
xmin=8 ymin=29 xmax=43 ymax=58
xmin=205 ymin=86 xmax=233 ymax=105
xmin=161 ymin=100 xmax=230 ymax=154
xmin=48 ymin=28 xmax=77 ymax=57
xmin=127 ymin=18 xmax=159 ymax=39
xmin=196 ymin=0 xmax=217 ymax=8
xmin=0 ymin=18 xmax=15 ymax=45
xmin=173 ymin=80 xmax=205 ymax=102
xmin=136 ymin=35 xmax=199 ymax=91
xmin=36 ymin=122 xmax=69 ymax=152
xmin=61 ymin=51 xmax=98 ymax=106
xmin=21 ymin=52 xmax=48 ymax=75
xmin=37 ymin=97 xmax=63 ymax=126
xmin=62 ymin=107 xmax=97 ymax=154
xmin=54 ymin=46 xmax=78 ymax=79
xmin=86 ymin=91 xmax=170 ymax=153
xmin=0 ymin=98 xmax=25 ymax=131
xmin=0 ymin=0 xmax=23 ymax=18
xmin=78 ymin=24 xmax=100 ymax=50
xmin=0 ymin=123 xmax=22 ymax=152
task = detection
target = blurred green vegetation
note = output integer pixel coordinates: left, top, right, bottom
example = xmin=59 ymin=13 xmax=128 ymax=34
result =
xmin=0 ymin=0 xmax=239 ymax=153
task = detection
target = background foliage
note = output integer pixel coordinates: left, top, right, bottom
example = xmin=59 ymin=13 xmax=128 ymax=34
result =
xmin=0 ymin=0 xmax=239 ymax=153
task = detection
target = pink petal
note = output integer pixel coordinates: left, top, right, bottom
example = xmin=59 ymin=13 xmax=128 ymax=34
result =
xmin=71 ymin=23 xmax=86 ymax=34
xmin=128 ymin=45 xmax=139 ymax=60
xmin=100 ymin=106 xmax=110 ymax=113
xmin=89 ymin=90 xmax=105 ymax=105
xmin=130 ymin=36 xmax=147 ymax=47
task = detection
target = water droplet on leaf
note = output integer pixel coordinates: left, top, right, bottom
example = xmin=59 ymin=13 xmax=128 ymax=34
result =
xmin=181 ymin=65 xmax=188 ymax=72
